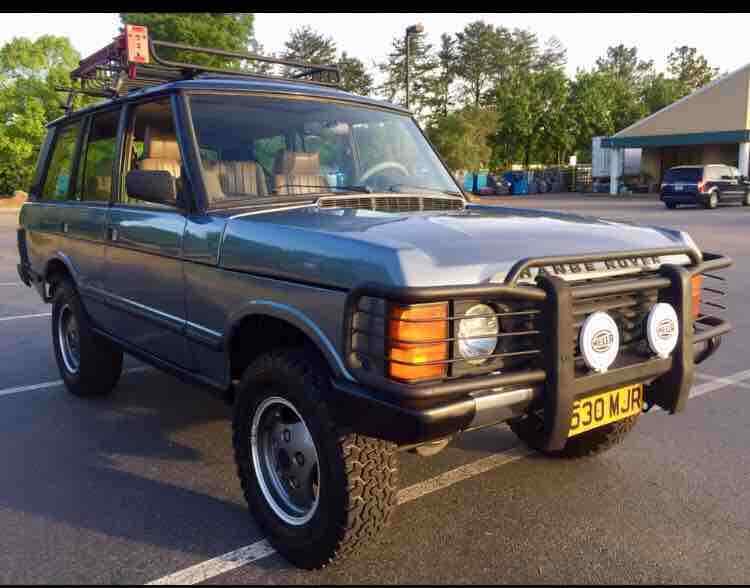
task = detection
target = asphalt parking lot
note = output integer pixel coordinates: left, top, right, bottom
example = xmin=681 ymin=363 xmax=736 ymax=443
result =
xmin=1 ymin=194 xmax=748 ymax=584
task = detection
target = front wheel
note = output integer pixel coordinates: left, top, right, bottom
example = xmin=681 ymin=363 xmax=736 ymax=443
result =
xmin=232 ymin=349 xmax=399 ymax=569
xmin=51 ymin=279 xmax=123 ymax=397
xmin=704 ymin=190 xmax=719 ymax=209
xmin=508 ymin=411 xmax=639 ymax=458
xmin=665 ymin=201 xmax=677 ymax=209
xmin=743 ymin=190 xmax=750 ymax=206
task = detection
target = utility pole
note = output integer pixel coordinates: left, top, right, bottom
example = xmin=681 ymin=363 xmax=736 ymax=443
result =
xmin=404 ymin=23 xmax=424 ymax=111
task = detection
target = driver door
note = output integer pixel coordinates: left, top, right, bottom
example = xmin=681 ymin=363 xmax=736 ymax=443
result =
xmin=98 ymin=96 xmax=191 ymax=368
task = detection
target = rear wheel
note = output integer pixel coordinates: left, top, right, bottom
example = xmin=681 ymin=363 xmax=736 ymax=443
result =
xmin=743 ymin=190 xmax=750 ymax=206
xmin=704 ymin=190 xmax=719 ymax=209
xmin=232 ymin=348 xmax=399 ymax=569
xmin=51 ymin=279 xmax=123 ymax=397
xmin=665 ymin=201 xmax=677 ymax=209
xmin=508 ymin=411 xmax=639 ymax=458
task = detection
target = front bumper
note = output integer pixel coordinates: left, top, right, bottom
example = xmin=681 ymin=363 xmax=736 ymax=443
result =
xmin=334 ymin=248 xmax=732 ymax=448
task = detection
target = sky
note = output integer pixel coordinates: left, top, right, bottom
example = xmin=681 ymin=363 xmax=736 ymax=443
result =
xmin=2 ymin=12 xmax=748 ymax=81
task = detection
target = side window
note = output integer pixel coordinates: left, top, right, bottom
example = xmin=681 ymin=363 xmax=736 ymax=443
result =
xmin=77 ymin=109 xmax=121 ymax=202
xmin=122 ymin=98 xmax=181 ymax=207
xmin=41 ymin=122 xmax=82 ymax=201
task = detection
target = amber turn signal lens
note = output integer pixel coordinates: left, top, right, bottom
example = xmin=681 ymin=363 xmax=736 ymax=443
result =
xmin=691 ymin=274 xmax=703 ymax=319
xmin=388 ymin=303 xmax=449 ymax=382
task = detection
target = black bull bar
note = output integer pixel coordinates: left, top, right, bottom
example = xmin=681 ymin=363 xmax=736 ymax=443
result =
xmin=341 ymin=248 xmax=732 ymax=451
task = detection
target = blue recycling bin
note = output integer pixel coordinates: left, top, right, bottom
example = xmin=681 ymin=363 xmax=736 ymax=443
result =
xmin=503 ymin=171 xmax=528 ymax=195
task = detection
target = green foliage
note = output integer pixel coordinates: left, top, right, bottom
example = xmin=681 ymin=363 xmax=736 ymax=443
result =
xmin=338 ymin=53 xmax=373 ymax=96
xmin=667 ymin=45 xmax=719 ymax=93
xmin=377 ymin=32 xmax=437 ymax=117
xmin=283 ymin=25 xmax=337 ymax=65
xmin=119 ymin=13 xmax=255 ymax=68
xmin=0 ymin=35 xmax=80 ymax=194
xmin=427 ymin=106 xmax=497 ymax=171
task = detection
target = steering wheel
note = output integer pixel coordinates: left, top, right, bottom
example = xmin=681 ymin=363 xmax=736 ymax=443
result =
xmin=358 ymin=161 xmax=409 ymax=185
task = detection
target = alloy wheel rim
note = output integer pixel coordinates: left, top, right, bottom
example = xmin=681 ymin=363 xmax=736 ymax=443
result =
xmin=58 ymin=304 xmax=80 ymax=374
xmin=250 ymin=396 xmax=320 ymax=526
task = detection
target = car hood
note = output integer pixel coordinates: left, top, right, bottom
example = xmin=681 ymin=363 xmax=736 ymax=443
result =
xmin=218 ymin=203 xmax=695 ymax=289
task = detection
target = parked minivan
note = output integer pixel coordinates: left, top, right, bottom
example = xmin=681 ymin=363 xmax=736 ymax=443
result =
xmin=660 ymin=164 xmax=750 ymax=209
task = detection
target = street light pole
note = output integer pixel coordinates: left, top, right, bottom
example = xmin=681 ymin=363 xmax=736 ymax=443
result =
xmin=404 ymin=23 xmax=423 ymax=111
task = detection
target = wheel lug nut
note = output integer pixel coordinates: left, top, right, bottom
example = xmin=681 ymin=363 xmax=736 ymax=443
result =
xmin=283 ymin=429 xmax=291 ymax=442
xmin=294 ymin=452 xmax=305 ymax=466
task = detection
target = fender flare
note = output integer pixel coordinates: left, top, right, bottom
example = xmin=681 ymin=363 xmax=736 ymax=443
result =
xmin=223 ymin=300 xmax=354 ymax=382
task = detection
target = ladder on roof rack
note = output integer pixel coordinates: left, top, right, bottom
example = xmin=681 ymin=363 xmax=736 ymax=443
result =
xmin=63 ymin=24 xmax=341 ymax=105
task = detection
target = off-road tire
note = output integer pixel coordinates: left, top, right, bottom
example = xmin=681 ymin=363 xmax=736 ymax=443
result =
xmin=508 ymin=411 xmax=639 ymax=459
xmin=51 ymin=279 xmax=123 ymax=397
xmin=232 ymin=348 xmax=399 ymax=569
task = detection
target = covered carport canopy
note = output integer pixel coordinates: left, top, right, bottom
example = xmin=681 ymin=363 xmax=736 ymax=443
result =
xmin=602 ymin=63 xmax=750 ymax=194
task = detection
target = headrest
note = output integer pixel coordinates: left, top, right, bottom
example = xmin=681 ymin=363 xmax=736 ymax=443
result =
xmin=144 ymin=126 xmax=181 ymax=161
xmin=273 ymin=151 xmax=321 ymax=176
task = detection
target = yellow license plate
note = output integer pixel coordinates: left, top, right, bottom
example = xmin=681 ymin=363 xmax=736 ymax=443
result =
xmin=569 ymin=383 xmax=643 ymax=437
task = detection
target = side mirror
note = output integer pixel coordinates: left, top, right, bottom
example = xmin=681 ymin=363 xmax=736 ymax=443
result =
xmin=125 ymin=170 xmax=178 ymax=206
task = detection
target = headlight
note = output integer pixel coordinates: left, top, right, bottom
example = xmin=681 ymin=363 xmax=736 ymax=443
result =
xmin=457 ymin=303 xmax=499 ymax=365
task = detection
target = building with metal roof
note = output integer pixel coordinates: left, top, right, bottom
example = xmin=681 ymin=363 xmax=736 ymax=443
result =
xmin=602 ymin=63 xmax=750 ymax=193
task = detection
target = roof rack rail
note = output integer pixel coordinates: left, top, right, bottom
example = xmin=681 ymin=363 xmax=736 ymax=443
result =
xmin=64 ymin=24 xmax=341 ymax=106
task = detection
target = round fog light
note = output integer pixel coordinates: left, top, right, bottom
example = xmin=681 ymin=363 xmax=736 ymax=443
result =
xmin=647 ymin=303 xmax=679 ymax=358
xmin=580 ymin=311 xmax=620 ymax=373
xmin=457 ymin=304 xmax=499 ymax=365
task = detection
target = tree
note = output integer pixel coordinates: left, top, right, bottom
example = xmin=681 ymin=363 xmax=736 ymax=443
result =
xmin=565 ymin=70 xmax=617 ymax=159
xmin=422 ymin=33 xmax=457 ymax=123
xmin=283 ymin=25 xmax=337 ymax=65
xmin=377 ymin=32 xmax=436 ymax=118
xmin=427 ymin=106 xmax=497 ymax=171
xmin=0 ymin=35 xmax=80 ymax=194
xmin=595 ymin=44 xmax=654 ymax=88
xmin=490 ymin=67 xmax=570 ymax=167
xmin=338 ymin=52 xmax=373 ymax=96
xmin=642 ymin=72 xmax=685 ymax=114
xmin=119 ymin=13 xmax=255 ymax=68
xmin=454 ymin=21 xmax=505 ymax=107
xmin=667 ymin=45 xmax=718 ymax=93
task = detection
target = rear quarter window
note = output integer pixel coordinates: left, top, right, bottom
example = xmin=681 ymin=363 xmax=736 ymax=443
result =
xmin=41 ymin=122 xmax=83 ymax=201
xmin=664 ymin=168 xmax=702 ymax=183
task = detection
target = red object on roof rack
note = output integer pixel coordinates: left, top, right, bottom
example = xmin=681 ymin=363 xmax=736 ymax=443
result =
xmin=66 ymin=24 xmax=341 ymax=100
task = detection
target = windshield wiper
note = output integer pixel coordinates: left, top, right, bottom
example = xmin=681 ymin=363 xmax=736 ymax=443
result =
xmin=387 ymin=184 xmax=462 ymax=197
xmin=273 ymin=184 xmax=372 ymax=195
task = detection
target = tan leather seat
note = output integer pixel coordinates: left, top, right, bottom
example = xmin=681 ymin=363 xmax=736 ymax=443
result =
xmin=138 ymin=126 xmax=181 ymax=178
xmin=273 ymin=151 xmax=329 ymax=195
xmin=215 ymin=161 xmax=268 ymax=197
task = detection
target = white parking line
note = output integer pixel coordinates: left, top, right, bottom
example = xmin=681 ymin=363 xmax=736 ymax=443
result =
xmin=0 ymin=282 xmax=21 ymax=286
xmin=0 ymin=312 xmax=51 ymax=322
xmin=144 ymin=367 xmax=750 ymax=585
xmin=0 ymin=366 xmax=152 ymax=398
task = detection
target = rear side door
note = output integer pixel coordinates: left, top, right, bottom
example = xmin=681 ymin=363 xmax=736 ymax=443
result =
xmin=97 ymin=96 xmax=191 ymax=368
xmin=67 ymin=107 xmax=124 ymax=326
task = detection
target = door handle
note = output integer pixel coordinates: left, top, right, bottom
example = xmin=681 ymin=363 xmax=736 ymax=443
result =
xmin=61 ymin=222 xmax=69 ymax=234
xmin=107 ymin=227 xmax=118 ymax=241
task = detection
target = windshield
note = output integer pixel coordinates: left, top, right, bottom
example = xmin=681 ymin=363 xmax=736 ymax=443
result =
xmin=188 ymin=94 xmax=461 ymax=207
xmin=664 ymin=168 xmax=702 ymax=182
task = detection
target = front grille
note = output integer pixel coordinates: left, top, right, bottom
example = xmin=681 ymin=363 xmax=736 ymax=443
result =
xmin=318 ymin=195 xmax=464 ymax=213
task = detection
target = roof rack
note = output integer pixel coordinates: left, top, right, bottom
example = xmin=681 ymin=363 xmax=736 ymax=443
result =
xmin=61 ymin=24 xmax=341 ymax=110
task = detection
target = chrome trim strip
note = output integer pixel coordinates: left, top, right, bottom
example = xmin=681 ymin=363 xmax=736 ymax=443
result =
xmin=228 ymin=203 xmax=317 ymax=219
